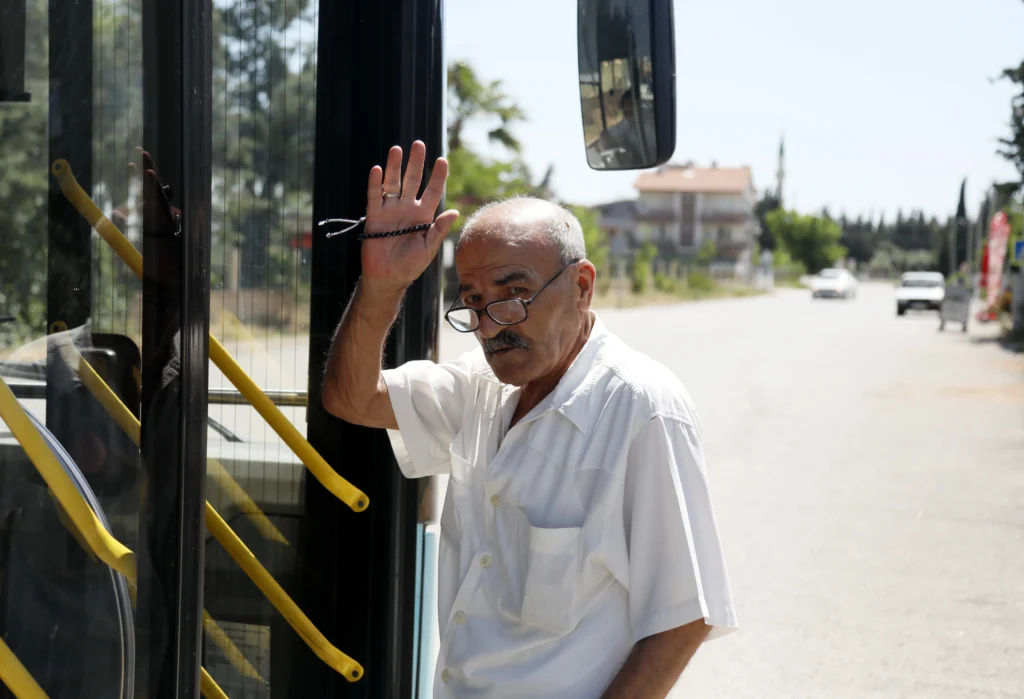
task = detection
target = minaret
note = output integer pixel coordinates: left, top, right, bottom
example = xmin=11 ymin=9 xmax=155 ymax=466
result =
xmin=775 ymin=135 xmax=785 ymax=205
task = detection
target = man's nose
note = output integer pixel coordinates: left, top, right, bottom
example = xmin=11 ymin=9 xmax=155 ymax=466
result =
xmin=476 ymin=312 xmax=503 ymax=339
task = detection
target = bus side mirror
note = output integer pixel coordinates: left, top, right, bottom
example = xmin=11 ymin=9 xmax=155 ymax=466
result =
xmin=577 ymin=0 xmax=675 ymax=171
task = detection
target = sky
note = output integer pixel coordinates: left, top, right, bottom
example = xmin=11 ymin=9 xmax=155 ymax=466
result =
xmin=445 ymin=0 xmax=1024 ymax=220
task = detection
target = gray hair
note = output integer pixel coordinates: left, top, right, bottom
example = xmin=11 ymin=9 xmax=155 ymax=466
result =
xmin=458 ymin=196 xmax=587 ymax=265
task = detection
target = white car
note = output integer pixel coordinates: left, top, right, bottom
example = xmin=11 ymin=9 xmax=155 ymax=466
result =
xmin=896 ymin=271 xmax=945 ymax=316
xmin=811 ymin=268 xmax=858 ymax=299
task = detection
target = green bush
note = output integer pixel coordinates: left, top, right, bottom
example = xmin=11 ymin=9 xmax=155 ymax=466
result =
xmin=653 ymin=272 xmax=676 ymax=293
xmin=630 ymin=243 xmax=656 ymax=294
xmin=686 ymin=271 xmax=715 ymax=293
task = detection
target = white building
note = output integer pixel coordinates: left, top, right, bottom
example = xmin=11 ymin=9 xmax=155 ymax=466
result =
xmin=632 ymin=163 xmax=758 ymax=264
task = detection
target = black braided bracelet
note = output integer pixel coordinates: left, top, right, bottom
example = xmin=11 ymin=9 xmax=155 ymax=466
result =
xmin=318 ymin=216 xmax=432 ymax=240
xmin=358 ymin=223 xmax=432 ymax=240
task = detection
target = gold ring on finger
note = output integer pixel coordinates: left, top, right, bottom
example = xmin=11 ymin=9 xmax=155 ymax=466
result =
xmin=382 ymin=188 xmax=401 ymax=199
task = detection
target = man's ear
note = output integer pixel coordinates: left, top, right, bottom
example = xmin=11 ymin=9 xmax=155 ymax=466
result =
xmin=576 ymin=261 xmax=597 ymax=309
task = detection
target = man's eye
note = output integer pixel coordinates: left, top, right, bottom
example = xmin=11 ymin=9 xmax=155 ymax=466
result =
xmin=464 ymin=295 xmax=481 ymax=305
xmin=507 ymin=287 xmax=528 ymax=296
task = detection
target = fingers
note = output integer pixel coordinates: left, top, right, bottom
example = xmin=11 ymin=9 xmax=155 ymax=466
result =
xmin=366 ymin=165 xmax=383 ymax=217
xmin=402 ymin=141 xmax=426 ymax=201
xmin=425 ymin=209 xmax=460 ymax=251
xmin=382 ymin=145 xmax=403 ymax=196
xmin=419 ymin=157 xmax=449 ymax=212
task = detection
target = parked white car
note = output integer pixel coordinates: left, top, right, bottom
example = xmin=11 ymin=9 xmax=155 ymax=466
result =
xmin=896 ymin=271 xmax=945 ymax=316
xmin=811 ymin=268 xmax=858 ymax=299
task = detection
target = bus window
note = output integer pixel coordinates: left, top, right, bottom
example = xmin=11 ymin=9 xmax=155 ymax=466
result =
xmin=1 ymin=0 xmax=212 ymax=696
xmin=201 ymin=2 xmax=322 ymax=696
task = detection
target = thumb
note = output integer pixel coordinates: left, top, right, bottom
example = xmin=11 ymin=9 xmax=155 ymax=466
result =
xmin=425 ymin=209 xmax=460 ymax=251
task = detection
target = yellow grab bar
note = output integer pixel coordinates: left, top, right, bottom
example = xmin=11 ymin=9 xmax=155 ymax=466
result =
xmin=208 ymin=337 xmax=367 ymax=511
xmin=0 ymin=377 xmax=137 ymax=581
xmin=50 ymin=160 xmax=143 ymax=278
xmin=202 ymin=611 xmax=265 ymax=683
xmin=0 ymin=638 xmax=47 ymax=699
xmin=50 ymin=325 xmax=288 ymax=547
xmin=0 ymin=375 xmax=236 ymax=697
xmin=2 ymin=632 xmax=230 ymax=699
xmin=200 ymin=668 xmax=230 ymax=699
xmin=52 ymin=159 xmax=369 ymax=513
xmin=204 ymin=502 xmax=364 ymax=682
xmin=44 ymin=335 xmax=268 ymax=682
xmin=207 ymin=457 xmax=289 ymax=545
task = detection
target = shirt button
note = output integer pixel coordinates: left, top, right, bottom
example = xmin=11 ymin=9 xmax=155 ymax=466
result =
xmin=454 ymin=611 xmax=467 ymax=625
xmin=441 ymin=669 xmax=451 ymax=684
xmin=490 ymin=494 xmax=500 ymax=506
xmin=479 ymin=554 xmax=492 ymax=568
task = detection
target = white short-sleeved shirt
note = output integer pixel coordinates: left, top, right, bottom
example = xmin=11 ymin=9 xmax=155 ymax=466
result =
xmin=382 ymin=316 xmax=737 ymax=698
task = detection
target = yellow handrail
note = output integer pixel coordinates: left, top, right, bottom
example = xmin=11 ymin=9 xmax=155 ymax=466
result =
xmin=0 ymin=375 xmax=236 ymax=697
xmin=46 ymin=331 xmax=357 ymax=682
xmin=200 ymin=668 xmax=231 ymax=699
xmin=51 ymin=158 xmax=368 ymax=512
xmin=202 ymin=611 xmax=267 ymax=685
xmin=207 ymin=457 xmax=290 ymax=545
xmin=45 ymin=335 xmax=268 ymax=682
xmin=205 ymin=502 xmax=364 ymax=682
xmin=0 ymin=638 xmax=47 ymax=699
xmin=207 ymin=336 xmax=368 ymax=511
xmin=50 ymin=324 xmax=288 ymax=546
xmin=1 ymin=636 xmax=227 ymax=699
xmin=0 ymin=377 xmax=136 ymax=581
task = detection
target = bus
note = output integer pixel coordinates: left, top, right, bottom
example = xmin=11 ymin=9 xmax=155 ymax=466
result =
xmin=0 ymin=0 xmax=673 ymax=696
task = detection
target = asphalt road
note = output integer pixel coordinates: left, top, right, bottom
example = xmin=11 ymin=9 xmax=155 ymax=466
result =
xmin=440 ymin=283 xmax=1024 ymax=699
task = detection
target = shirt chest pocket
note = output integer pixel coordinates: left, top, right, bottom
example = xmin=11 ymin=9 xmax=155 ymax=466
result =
xmin=517 ymin=513 xmax=583 ymax=636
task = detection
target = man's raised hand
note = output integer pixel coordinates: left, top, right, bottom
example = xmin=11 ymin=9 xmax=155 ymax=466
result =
xmin=361 ymin=141 xmax=459 ymax=290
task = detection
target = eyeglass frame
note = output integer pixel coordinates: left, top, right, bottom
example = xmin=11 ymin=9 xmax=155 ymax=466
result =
xmin=444 ymin=258 xmax=583 ymax=333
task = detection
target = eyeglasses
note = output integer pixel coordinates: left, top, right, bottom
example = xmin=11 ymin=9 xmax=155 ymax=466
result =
xmin=445 ymin=259 xmax=581 ymax=333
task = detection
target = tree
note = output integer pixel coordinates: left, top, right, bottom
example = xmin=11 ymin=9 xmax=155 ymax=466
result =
xmin=755 ymin=191 xmax=781 ymax=250
xmin=838 ymin=214 xmax=876 ymax=263
xmin=444 ymin=62 xmax=537 ymax=234
xmin=1 ymin=0 xmax=51 ymax=345
xmin=447 ymin=62 xmax=525 ymax=154
xmin=765 ymin=209 xmax=847 ymax=273
xmin=999 ymin=34 xmax=1024 ymax=192
xmin=214 ymin=0 xmax=315 ymax=288
xmin=696 ymin=238 xmax=717 ymax=263
xmin=440 ymin=61 xmax=607 ymax=297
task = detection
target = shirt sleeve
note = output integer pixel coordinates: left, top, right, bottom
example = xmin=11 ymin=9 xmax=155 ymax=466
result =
xmin=623 ymin=413 xmax=738 ymax=644
xmin=381 ymin=356 xmax=472 ymax=479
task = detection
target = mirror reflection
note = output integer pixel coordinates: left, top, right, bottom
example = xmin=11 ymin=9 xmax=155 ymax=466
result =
xmin=578 ymin=0 xmax=658 ymax=170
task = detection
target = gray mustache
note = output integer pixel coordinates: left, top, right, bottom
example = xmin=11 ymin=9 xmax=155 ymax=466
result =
xmin=484 ymin=330 xmax=530 ymax=355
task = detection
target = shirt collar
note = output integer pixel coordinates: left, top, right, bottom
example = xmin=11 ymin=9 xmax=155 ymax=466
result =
xmin=511 ymin=312 xmax=611 ymax=432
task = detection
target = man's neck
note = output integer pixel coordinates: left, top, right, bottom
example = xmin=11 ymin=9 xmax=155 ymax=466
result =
xmin=512 ymin=313 xmax=595 ymax=426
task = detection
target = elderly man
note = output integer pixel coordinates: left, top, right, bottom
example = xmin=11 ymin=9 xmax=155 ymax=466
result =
xmin=323 ymin=142 xmax=737 ymax=698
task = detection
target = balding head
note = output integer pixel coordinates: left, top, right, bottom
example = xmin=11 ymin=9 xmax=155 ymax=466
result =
xmin=457 ymin=196 xmax=587 ymax=266
xmin=449 ymin=196 xmax=597 ymax=389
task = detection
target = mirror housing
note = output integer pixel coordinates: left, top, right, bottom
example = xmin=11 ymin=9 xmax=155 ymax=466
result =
xmin=577 ymin=0 xmax=676 ymax=170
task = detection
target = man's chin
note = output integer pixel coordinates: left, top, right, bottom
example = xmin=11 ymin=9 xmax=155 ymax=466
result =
xmin=484 ymin=349 xmax=530 ymax=385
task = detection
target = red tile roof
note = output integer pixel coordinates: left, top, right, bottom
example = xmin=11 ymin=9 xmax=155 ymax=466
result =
xmin=634 ymin=165 xmax=752 ymax=194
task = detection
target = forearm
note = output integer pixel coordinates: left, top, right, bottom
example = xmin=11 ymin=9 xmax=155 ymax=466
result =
xmin=601 ymin=620 xmax=710 ymax=699
xmin=322 ymin=278 xmax=405 ymax=427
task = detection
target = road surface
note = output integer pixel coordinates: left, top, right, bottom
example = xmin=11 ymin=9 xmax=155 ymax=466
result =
xmin=439 ymin=283 xmax=1024 ymax=699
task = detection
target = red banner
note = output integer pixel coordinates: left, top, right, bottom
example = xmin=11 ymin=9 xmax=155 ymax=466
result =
xmin=986 ymin=212 xmax=1011 ymax=310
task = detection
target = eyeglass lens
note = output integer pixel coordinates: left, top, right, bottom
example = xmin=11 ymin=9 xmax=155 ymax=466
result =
xmin=447 ymin=300 xmax=527 ymax=332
